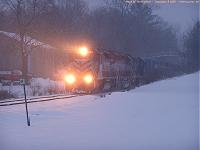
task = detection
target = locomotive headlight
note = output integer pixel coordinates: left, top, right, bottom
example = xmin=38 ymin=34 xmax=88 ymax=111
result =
xmin=83 ymin=74 xmax=93 ymax=84
xmin=64 ymin=73 xmax=76 ymax=85
xmin=78 ymin=46 xmax=89 ymax=57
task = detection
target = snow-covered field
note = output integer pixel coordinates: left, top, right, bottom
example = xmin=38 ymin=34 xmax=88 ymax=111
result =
xmin=0 ymin=73 xmax=199 ymax=150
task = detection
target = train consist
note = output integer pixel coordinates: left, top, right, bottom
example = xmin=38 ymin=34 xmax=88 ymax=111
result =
xmin=64 ymin=47 xmax=180 ymax=93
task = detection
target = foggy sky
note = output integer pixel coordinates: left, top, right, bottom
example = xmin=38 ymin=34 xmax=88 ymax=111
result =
xmin=85 ymin=0 xmax=199 ymax=33
xmin=154 ymin=3 xmax=199 ymax=33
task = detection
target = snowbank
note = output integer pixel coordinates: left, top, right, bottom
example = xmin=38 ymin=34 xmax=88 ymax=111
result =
xmin=30 ymin=78 xmax=65 ymax=96
xmin=0 ymin=73 xmax=199 ymax=150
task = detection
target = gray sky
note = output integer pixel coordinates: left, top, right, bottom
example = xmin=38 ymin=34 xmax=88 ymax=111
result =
xmin=85 ymin=0 xmax=199 ymax=33
xmin=154 ymin=3 xmax=199 ymax=33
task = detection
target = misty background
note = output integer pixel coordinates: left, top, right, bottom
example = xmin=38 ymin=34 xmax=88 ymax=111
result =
xmin=0 ymin=0 xmax=199 ymax=77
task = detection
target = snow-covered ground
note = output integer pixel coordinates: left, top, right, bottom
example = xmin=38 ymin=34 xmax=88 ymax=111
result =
xmin=0 ymin=73 xmax=199 ymax=150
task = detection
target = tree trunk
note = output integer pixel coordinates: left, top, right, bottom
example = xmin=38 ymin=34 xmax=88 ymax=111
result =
xmin=22 ymin=54 xmax=28 ymax=83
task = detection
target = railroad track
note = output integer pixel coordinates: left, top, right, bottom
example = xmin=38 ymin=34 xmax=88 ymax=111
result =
xmin=0 ymin=94 xmax=67 ymax=104
xmin=0 ymin=94 xmax=78 ymax=106
xmin=0 ymin=89 xmax=128 ymax=107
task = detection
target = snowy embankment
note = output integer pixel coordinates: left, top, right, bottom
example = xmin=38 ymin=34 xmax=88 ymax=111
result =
xmin=0 ymin=73 xmax=199 ymax=150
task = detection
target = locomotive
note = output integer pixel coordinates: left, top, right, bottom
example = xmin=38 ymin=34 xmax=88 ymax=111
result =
xmin=64 ymin=47 xmax=178 ymax=93
xmin=64 ymin=47 xmax=136 ymax=93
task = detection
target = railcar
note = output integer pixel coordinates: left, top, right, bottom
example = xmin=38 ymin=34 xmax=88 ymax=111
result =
xmin=0 ymin=70 xmax=32 ymax=85
xmin=0 ymin=70 xmax=23 ymax=85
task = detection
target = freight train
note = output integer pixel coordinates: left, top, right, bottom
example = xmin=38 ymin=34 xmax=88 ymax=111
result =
xmin=64 ymin=47 xmax=179 ymax=93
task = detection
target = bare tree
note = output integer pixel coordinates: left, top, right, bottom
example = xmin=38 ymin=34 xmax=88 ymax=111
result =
xmin=1 ymin=0 xmax=42 ymax=126
xmin=2 ymin=0 xmax=41 ymax=81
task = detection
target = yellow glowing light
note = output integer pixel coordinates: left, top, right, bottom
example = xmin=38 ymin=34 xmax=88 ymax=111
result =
xmin=78 ymin=47 xmax=89 ymax=57
xmin=83 ymin=74 xmax=93 ymax=84
xmin=64 ymin=74 xmax=76 ymax=84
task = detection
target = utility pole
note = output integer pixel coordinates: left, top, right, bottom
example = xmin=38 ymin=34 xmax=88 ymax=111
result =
xmin=21 ymin=35 xmax=30 ymax=127
xmin=22 ymin=79 xmax=30 ymax=126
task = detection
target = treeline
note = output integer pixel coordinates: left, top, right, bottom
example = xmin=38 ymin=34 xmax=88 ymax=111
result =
xmin=0 ymin=0 xmax=199 ymax=72
xmin=0 ymin=0 xmax=178 ymax=56
xmin=183 ymin=22 xmax=199 ymax=72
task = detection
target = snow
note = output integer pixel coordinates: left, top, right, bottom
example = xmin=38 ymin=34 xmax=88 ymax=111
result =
xmin=0 ymin=73 xmax=199 ymax=150
xmin=29 ymin=78 xmax=65 ymax=96
xmin=0 ymin=31 xmax=54 ymax=49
